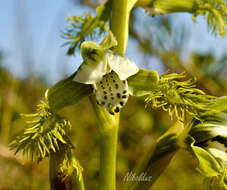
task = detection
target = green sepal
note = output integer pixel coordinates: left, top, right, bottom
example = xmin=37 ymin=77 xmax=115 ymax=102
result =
xmin=127 ymin=68 xmax=159 ymax=96
xmin=46 ymin=73 xmax=92 ymax=113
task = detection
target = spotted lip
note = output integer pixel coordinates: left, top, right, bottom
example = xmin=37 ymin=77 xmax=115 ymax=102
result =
xmin=94 ymin=71 xmax=129 ymax=114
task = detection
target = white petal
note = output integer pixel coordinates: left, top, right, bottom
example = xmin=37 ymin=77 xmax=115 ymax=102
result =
xmin=107 ymin=53 xmax=139 ymax=80
xmin=73 ymin=55 xmax=107 ymax=84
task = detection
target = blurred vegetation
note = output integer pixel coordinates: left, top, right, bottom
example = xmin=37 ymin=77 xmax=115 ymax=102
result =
xmin=0 ymin=0 xmax=227 ymax=190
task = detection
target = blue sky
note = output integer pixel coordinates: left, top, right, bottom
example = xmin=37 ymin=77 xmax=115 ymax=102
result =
xmin=0 ymin=0 xmax=227 ymax=84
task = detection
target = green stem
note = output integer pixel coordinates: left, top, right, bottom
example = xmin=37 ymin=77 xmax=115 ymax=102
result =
xmin=110 ymin=0 xmax=137 ymax=55
xmin=90 ymin=96 xmax=119 ymax=190
xmin=90 ymin=1 xmax=137 ymax=189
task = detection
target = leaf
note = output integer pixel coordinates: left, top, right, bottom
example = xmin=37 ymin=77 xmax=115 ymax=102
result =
xmin=123 ymin=122 xmax=184 ymax=190
xmin=182 ymin=132 xmax=226 ymax=189
xmin=127 ymin=68 xmax=159 ymax=96
xmin=191 ymin=146 xmax=222 ymax=177
xmin=46 ymin=73 xmax=92 ymax=113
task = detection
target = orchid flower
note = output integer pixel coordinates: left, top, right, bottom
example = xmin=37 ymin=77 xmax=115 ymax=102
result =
xmin=67 ymin=35 xmax=159 ymax=115
xmin=73 ymin=49 xmax=139 ymax=114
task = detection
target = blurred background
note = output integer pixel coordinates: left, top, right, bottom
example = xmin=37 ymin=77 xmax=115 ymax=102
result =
xmin=0 ymin=0 xmax=226 ymax=189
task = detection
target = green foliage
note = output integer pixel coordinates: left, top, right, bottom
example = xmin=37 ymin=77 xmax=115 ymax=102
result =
xmin=145 ymin=73 xmax=215 ymax=120
xmin=9 ymin=101 xmax=73 ymax=161
xmin=141 ymin=0 xmax=227 ymax=36
xmin=195 ymin=0 xmax=227 ymax=36
xmin=46 ymin=72 xmax=92 ymax=113
xmin=63 ymin=0 xmax=112 ymax=55
xmin=183 ymin=133 xmax=227 ymax=190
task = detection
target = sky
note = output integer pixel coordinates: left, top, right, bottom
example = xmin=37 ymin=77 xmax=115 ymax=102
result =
xmin=0 ymin=0 xmax=227 ymax=84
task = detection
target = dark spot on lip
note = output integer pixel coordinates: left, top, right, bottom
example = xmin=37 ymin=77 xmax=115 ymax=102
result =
xmin=104 ymin=96 xmax=107 ymax=100
xmin=113 ymin=80 xmax=116 ymax=82
xmin=109 ymin=111 xmax=114 ymax=115
xmin=104 ymin=91 xmax=107 ymax=94
xmin=123 ymin=80 xmax=126 ymax=84
xmin=115 ymin=84 xmax=119 ymax=89
xmin=117 ymin=93 xmax=121 ymax=98
xmin=114 ymin=107 xmax=120 ymax=113
xmin=122 ymin=95 xmax=127 ymax=99
xmin=100 ymin=81 xmax=103 ymax=84
xmin=123 ymin=90 xmax=127 ymax=94
xmin=120 ymin=102 xmax=124 ymax=106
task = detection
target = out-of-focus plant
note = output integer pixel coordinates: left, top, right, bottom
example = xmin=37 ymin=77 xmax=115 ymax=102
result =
xmin=9 ymin=0 xmax=227 ymax=190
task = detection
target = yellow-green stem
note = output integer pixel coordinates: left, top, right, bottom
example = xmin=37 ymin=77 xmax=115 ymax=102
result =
xmin=91 ymin=1 xmax=137 ymax=189
xmin=110 ymin=0 xmax=137 ymax=55
xmin=90 ymin=96 xmax=119 ymax=190
xmin=91 ymin=0 xmax=136 ymax=190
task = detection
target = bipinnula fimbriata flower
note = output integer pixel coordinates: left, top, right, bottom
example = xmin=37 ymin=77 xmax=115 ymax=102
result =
xmin=74 ymin=49 xmax=139 ymax=114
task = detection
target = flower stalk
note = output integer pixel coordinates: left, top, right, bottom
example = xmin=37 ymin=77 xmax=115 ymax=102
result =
xmin=90 ymin=0 xmax=137 ymax=189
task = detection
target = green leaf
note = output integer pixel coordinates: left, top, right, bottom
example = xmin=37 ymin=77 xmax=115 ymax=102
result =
xmin=191 ymin=146 xmax=222 ymax=177
xmin=127 ymin=68 xmax=159 ymax=96
xmin=46 ymin=73 xmax=92 ymax=113
xmin=182 ymin=133 xmax=226 ymax=189
xmin=123 ymin=122 xmax=184 ymax=190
